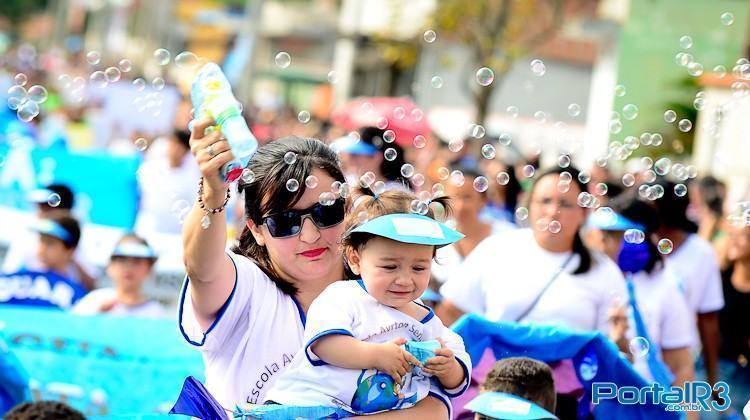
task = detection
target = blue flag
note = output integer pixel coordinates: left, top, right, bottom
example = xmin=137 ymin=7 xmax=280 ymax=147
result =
xmin=451 ymin=314 xmax=680 ymax=419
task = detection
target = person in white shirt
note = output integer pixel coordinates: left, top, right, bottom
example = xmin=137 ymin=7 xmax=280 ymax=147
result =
xmin=437 ymin=166 xmax=627 ymax=419
xmin=652 ymin=179 xmax=723 ymax=396
xmin=266 ymin=192 xmax=471 ymax=416
xmin=134 ymin=129 xmax=201 ymax=235
xmin=431 ymin=166 xmax=513 ymax=286
xmin=588 ymin=196 xmax=695 ymax=388
xmin=179 ymin=121 xmax=450 ymax=417
xmin=73 ymin=234 xmax=165 ymax=318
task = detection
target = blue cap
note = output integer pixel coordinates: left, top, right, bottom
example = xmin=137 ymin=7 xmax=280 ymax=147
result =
xmin=587 ymin=211 xmax=645 ymax=232
xmin=31 ymin=219 xmax=74 ymax=245
xmin=349 ymin=214 xmax=464 ymax=247
xmin=111 ymin=242 xmax=158 ymax=260
xmin=464 ymin=392 xmax=558 ymax=420
xmin=330 ymin=135 xmax=379 ymax=156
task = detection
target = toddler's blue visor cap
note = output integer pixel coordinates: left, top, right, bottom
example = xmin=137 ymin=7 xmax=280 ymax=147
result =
xmin=464 ymin=392 xmax=558 ymax=420
xmin=31 ymin=219 xmax=74 ymax=246
xmin=349 ymin=213 xmax=463 ymax=247
xmin=111 ymin=242 xmax=158 ymax=260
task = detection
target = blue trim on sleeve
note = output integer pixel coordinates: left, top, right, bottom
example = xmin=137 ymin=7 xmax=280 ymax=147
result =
xmin=414 ymin=301 xmax=435 ymax=324
xmin=428 ymin=390 xmax=453 ymax=419
xmin=437 ymin=356 xmax=471 ymax=398
xmin=290 ymin=295 xmax=307 ymax=327
xmin=177 ymin=253 xmax=239 ymax=347
xmin=304 ymin=329 xmax=354 ymax=366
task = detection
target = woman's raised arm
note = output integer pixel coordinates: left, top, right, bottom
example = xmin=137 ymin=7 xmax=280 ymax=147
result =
xmin=182 ymin=117 xmax=237 ymax=330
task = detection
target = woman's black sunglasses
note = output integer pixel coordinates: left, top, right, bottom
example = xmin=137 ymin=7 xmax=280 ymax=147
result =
xmin=262 ymin=198 xmax=346 ymax=238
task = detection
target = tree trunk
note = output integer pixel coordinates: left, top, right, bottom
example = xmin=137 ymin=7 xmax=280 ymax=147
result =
xmin=475 ymin=82 xmax=494 ymax=126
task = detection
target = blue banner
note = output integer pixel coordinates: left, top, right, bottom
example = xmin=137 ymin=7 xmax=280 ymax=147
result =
xmin=0 ymin=306 xmax=204 ymax=417
xmin=0 ymin=270 xmax=87 ymax=309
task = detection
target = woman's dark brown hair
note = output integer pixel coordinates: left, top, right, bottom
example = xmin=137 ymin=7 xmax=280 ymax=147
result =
xmin=233 ymin=136 xmax=346 ymax=295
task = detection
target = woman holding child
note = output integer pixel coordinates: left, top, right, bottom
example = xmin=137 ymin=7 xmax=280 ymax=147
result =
xmin=179 ymin=118 xmax=465 ymax=417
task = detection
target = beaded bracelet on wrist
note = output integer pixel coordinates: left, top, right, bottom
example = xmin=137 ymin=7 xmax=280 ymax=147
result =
xmin=197 ymin=177 xmax=231 ymax=214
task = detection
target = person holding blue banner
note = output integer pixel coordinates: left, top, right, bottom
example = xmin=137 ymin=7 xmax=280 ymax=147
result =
xmin=264 ymin=189 xmax=471 ymax=416
xmin=72 ymin=234 xmax=165 ymax=317
xmin=178 ymin=119 xmax=449 ymax=417
xmin=437 ymin=166 xmax=627 ymax=419
xmin=587 ymin=196 xmax=695 ymax=390
xmin=0 ymin=214 xmax=87 ymax=309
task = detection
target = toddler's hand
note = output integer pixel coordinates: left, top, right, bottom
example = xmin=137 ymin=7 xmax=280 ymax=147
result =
xmin=421 ymin=338 xmax=462 ymax=383
xmin=371 ymin=337 xmax=422 ymax=386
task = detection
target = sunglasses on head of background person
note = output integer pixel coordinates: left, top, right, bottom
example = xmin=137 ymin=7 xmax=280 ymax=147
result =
xmin=261 ymin=198 xmax=346 ymax=238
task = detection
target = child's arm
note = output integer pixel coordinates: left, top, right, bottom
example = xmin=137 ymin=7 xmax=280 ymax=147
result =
xmin=311 ymin=336 xmax=421 ymax=384
xmin=420 ymin=337 xmax=465 ymax=389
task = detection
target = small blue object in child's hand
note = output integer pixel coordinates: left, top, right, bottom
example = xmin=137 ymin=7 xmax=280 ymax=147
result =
xmin=405 ymin=340 xmax=441 ymax=365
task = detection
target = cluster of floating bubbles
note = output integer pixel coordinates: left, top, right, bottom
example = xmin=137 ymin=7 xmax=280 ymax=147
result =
xmin=727 ymin=201 xmax=750 ymax=227
xmin=7 ymin=75 xmax=47 ymax=122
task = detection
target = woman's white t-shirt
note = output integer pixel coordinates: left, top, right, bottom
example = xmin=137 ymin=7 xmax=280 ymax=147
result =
xmin=666 ymin=233 xmax=724 ymax=315
xmin=440 ymin=228 xmax=627 ymax=333
xmin=178 ymin=252 xmax=307 ymax=409
xmin=625 ymin=266 xmax=694 ymax=382
xmin=266 ymin=281 xmax=470 ymax=415
xmin=72 ymin=287 xmax=166 ymax=318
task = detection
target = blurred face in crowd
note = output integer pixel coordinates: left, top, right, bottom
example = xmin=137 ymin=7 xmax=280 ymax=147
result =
xmin=446 ymin=179 xmax=487 ymax=227
xmin=726 ymin=225 xmax=750 ymax=263
xmin=108 ymin=255 xmax=155 ymax=292
xmin=591 ymin=229 xmax=623 ymax=261
xmin=529 ymin=174 xmax=587 ymax=252
xmin=347 ymin=237 xmax=432 ymax=309
xmin=251 ymin=168 xmax=345 ymax=285
xmin=37 ymin=234 xmax=74 ymax=272
xmin=166 ymin=135 xmax=190 ymax=168
xmin=340 ymin=152 xmax=382 ymax=179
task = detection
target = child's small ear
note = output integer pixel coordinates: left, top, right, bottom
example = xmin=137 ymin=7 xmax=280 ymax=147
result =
xmin=346 ymin=248 xmax=362 ymax=275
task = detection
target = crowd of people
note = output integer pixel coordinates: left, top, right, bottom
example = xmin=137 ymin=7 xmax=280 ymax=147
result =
xmin=1 ymin=45 xmax=750 ymax=420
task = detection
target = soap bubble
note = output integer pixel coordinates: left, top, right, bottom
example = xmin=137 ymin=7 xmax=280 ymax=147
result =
xmin=327 ymin=71 xmax=338 ymax=84
xmin=568 ymin=103 xmax=581 ymax=117
xmin=105 ymin=67 xmax=121 ymax=83
xmin=515 ymin=207 xmax=529 ymax=221
xmin=622 ymin=104 xmax=639 ymax=120
xmin=284 ymin=151 xmax=297 ymax=164
xmin=90 ymin=71 xmax=107 ymax=88
xmin=475 ymin=67 xmax=494 ymax=86
xmin=400 ymin=164 xmax=415 ymax=178
xmin=678 ymin=119 xmax=693 ymax=132
xmin=319 ymin=192 xmax=336 ymax=206
xmin=530 ymin=59 xmax=546 ymax=76
xmin=578 ymin=171 xmax=591 ymax=184
xmin=57 ymin=74 xmax=72 ymax=89
xmin=17 ymin=101 xmax=40 ymax=122
xmin=506 ymin=106 xmax=519 ymax=118
xmin=614 ymin=84 xmax=626 ymax=97
xmin=383 ymin=130 xmax=396 ymax=143
xmin=687 ymin=62 xmax=704 ymax=77
xmin=473 ymin=176 xmax=489 ymax=192
xmin=679 ymin=35 xmax=693 ymax=49
xmin=275 ymin=52 xmax=291 ymax=68
xmin=469 ymin=124 xmax=485 ymax=139
xmin=430 ymin=76 xmax=444 ymax=88
xmin=134 ymin=137 xmax=148 ymax=151
xmin=153 ymin=48 xmax=171 ymax=65
xmin=577 ymin=192 xmax=595 ymax=208
xmin=498 ymin=133 xmax=512 ymax=146
xmin=411 ymin=108 xmax=424 ymax=121
xmin=622 ymin=173 xmax=636 ymax=187
xmin=481 ymin=144 xmax=496 ymax=159
xmin=522 ymin=165 xmax=535 ymax=178
xmin=654 ymin=157 xmax=671 ymax=175
xmin=609 ymin=119 xmax=623 ymax=134
xmin=693 ymin=97 xmax=705 ymax=110
xmin=437 ymin=167 xmax=450 ymax=180
xmin=496 ymin=172 xmax=510 ymax=185
xmin=548 ymin=220 xmax=562 ymax=234
xmin=285 ymin=179 xmax=299 ymax=192
xmin=175 ymin=51 xmax=200 ymax=69
xmin=413 ymin=135 xmax=426 ymax=149
xmin=393 ymin=107 xmax=406 ymax=119
xmin=674 ymin=183 xmax=688 ymax=197
xmin=558 ymin=155 xmax=571 ymax=168
xmin=241 ymin=169 xmax=255 ymax=183
xmin=448 ymin=139 xmax=464 ymax=153
xmin=132 ymin=78 xmax=146 ymax=91
xmin=7 ymin=85 xmax=27 ymax=109
xmin=713 ymin=65 xmax=727 ymax=78
xmin=594 ymin=183 xmax=609 ymax=196
xmin=118 ymin=58 xmax=132 ymax=72
xmin=629 ymin=337 xmax=650 ymax=358
xmin=410 ymin=200 xmax=429 ymax=215
xmin=384 ymin=148 xmax=397 ymax=161
xmin=152 ymin=77 xmax=165 ymax=90
xmin=27 ymin=85 xmax=48 ymax=103
xmin=297 ymin=110 xmax=311 ymax=124
xmin=721 ymin=12 xmax=735 ymax=26
xmin=423 ymin=30 xmax=437 ymax=43
xmin=624 ymin=229 xmax=645 ymax=244
xmin=658 ymin=238 xmax=674 ymax=254
xmin=664 ymin=110 xmax=677 ymax=123
xmin=86 ymin=50 xmax=101 ymax=65
xmin=412 ymin=174 xmax=425 ymax=187
xmin=14 ymin=73 xmax=27 ymax=86
xmin=305 ymin=175 xmax=319 ymax=188
xmin=450 ymin=170 xmax=464 ymax=186
xmin=44 ymin=192 xmax=62 ymax=207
